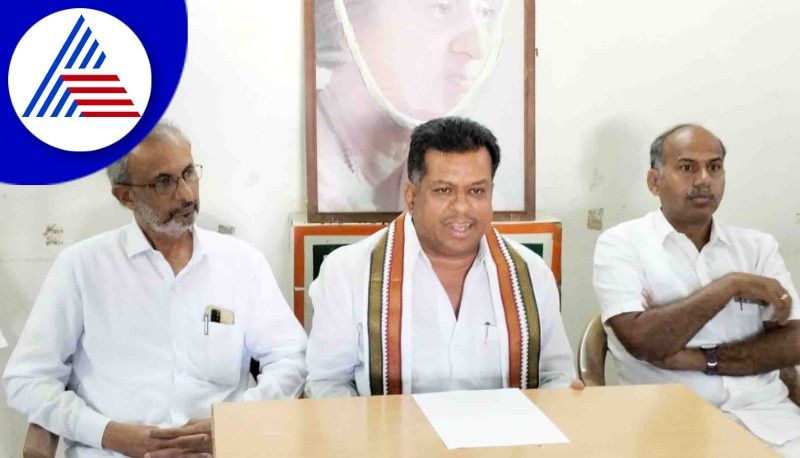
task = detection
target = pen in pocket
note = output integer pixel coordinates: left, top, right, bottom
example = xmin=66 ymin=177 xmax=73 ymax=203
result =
xmin=483 ymin=322 xmax=496 ymax=344
xmin=734 ymin=296 xmax=767 ymax=311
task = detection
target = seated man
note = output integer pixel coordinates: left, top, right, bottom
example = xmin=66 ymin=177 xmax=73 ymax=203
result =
xmin=305 ymin=116 xmax=577 ymax=397
xmin=2 ymin=122 xmax=308 ymax=457
xmin=593 ymin=124 xmax=800 ymax=455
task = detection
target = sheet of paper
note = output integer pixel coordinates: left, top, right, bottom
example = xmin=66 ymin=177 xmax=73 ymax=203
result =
xmin=413 ymin=388 xmax=569 ymax=449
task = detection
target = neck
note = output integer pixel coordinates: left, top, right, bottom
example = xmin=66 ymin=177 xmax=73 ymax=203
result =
xmin=665 ymin=213 xmax=713 ymax=251
xmin=422 ymin=245 xmax=479 ymax=274
xmin=138 ymin=222 xmax=193 ymax=264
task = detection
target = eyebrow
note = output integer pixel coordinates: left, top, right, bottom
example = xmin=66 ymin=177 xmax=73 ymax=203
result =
xmin=146 ymin=163 xmax=193 ymax=182
xmin=676 ymin=157 xmax=723 ymax=163
xmin=429 ymin=179 xmax=491 ymax=187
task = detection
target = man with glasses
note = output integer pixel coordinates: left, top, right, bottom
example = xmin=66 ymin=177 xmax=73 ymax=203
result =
xmin=3 ymin=122 xmax=307 ymax=457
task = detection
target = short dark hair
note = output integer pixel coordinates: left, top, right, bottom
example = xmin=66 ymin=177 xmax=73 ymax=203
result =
xmin=650 ymin=123 xmax=726 ymax=172
xmin=407 ymin=116 xmax=500 ymax=184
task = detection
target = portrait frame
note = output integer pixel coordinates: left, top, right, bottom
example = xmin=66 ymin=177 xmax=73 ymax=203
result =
xmin=305 ymin=0 xmax=536 ymax=223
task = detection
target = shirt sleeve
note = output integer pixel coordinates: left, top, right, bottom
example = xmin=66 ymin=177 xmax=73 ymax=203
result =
xmin=756 ymin=235 xmax=800 ymax=322
xmin=239 ymin=257 xmax=308 ymax=401
xmin=1 ymin=250 xmax=111 ymax=449
xmin=593 ymin=229 xmax=648 ymax=323
xmin=304 ymin=251 xmax=360 ymax=398
xmin=527 ymin=255 xmax=576 ymax=388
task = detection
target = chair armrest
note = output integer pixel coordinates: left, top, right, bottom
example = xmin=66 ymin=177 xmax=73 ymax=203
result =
xmin=578 ymin=315 xmax=608 ymax=386
xmin=23 ymin=423 xmax=58 ymax=458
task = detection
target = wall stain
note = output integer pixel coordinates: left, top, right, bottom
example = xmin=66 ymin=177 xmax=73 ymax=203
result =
xmin=589 ymin=168 xmax=605 ymax=191
xmin=43 ymin=224 xmax=64 ymax=246
xmin=218 ymin=224 xmax=236 ymax=235
xmin=587 ymin=208 xmax=604 ymax=231
xmin=245 ymin=172 xmax=260 ymax=187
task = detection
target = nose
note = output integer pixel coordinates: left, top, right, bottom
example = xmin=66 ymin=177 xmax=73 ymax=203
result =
xmin=449 ymin=10 xmax=486 ymax=60
xmin=174 ymin=176 xmax=195 ymax=203
xmin=451 ymin=189 xmax=469 ymax=213
xmin=694 ymin=167 xmax=711 ymax=186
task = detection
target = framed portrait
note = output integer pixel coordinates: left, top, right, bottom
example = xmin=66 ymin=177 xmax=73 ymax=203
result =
xmin=305 ymin=0 xmax=535 ymax=222
xmin=292 ymin=219 xmax=561 ymax=330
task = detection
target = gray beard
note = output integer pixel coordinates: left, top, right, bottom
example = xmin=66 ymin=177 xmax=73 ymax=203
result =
xmin=133 ymin=199 xmax=194 ymax=239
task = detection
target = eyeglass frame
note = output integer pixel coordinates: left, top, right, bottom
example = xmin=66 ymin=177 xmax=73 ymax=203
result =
xmin=116 ymin=164 xmax=203 ymax=196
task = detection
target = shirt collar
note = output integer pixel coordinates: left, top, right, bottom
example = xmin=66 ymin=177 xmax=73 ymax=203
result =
xmin=123 ymin=220 xmax=204 ymax=258
xmin=405 ymin=212 xmax=489 ymax=266
xmin=124 ymin=221 xmax=153 ymax=257
xmin=650 ymin=209 xmax=730 ymax=246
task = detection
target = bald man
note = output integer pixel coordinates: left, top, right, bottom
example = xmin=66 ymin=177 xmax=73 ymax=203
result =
xmin=592 ymin=124 xmax=800 ymax=455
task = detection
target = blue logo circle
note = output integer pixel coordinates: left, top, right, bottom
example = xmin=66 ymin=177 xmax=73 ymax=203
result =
xmin=2 ymin=1 xmax=187 ymax=184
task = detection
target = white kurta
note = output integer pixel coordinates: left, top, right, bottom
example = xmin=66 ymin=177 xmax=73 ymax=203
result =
xmin=2 ymin=223 xmax=308 ymax=457
xmin=305 ymin=214 xmax=575 ymax=398
xmin=593 ymin=209 xmax=800 ymax=446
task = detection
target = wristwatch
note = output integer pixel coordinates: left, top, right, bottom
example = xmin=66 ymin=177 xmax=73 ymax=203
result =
xmin=700 ymin=345 xmax=719 ymax=376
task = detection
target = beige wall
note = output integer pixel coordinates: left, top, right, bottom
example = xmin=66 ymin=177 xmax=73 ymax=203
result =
xmin=2 ymin=0 xmax=799 ymax=454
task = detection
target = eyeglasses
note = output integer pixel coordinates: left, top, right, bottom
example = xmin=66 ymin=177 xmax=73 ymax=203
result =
xmin=118 ymin=164 xmax=203 ymax=196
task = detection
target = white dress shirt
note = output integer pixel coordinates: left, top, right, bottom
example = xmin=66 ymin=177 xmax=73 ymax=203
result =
xmin=593 ymin=209 xmax=800 ymax=445
xmin=2 ymin=223 xmax=307 ymax=457
xmin=305 ymin=214 xmax=575 ymax=398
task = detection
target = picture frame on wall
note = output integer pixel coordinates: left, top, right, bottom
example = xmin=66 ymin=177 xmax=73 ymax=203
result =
xmin=305 ymin=0 xmax=536 ymax=222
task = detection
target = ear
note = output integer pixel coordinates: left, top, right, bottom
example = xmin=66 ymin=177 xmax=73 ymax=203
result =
xmin=646 ymin=169 xmax=660 ymax=196
xmin=404 ymin=182 xmax=417 ymax=211
xmin=111 ymin=185 xmax=135 ymax=210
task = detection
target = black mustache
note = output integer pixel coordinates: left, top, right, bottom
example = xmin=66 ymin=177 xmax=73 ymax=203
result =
xmin=687 ymin=189 xmax=713 ymax=199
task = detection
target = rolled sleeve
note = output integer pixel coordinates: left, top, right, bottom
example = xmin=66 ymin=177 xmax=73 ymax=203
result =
xmin=593 ymin=229 xmax=647 ymax=323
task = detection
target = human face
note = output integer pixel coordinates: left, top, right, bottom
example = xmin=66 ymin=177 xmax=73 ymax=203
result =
xmin=351 ymin=0 xmax=499 ymax=119
xmin=122 ymin=138 xmax=200 ymax=238
xmin=647 ymin=126 xmax=725 ymax=229
xmin=405 ymin=147 xmax=494 ymax=259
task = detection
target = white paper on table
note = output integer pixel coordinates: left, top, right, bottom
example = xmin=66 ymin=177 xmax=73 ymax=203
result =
xmin=0 ymin=329 xmax=7 ymax=349
xmin=413 ymin=388 xmax=569 ymax=450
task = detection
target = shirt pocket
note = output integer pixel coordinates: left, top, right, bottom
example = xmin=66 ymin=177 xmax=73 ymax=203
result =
xmin=183 ymin=319 xmax=244 ymax=387
xmin=467 ymin=323 xmax=502 ymax=385
xmin=729 ymin=298 xmax=764 ymax=340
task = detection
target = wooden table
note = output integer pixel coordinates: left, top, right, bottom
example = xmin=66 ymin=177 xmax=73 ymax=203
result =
xmin=212 ymin=384 xmax=775 ymax=457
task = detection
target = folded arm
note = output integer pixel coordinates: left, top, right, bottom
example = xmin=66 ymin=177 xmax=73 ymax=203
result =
xmin=652 ymin=320 xmax=800 ymax=377
xmin=606 ymin=275 xmax=735 ymax=361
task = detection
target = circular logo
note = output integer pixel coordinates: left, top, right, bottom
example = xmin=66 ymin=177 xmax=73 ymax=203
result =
xmin=8 ymin=8 xmax=151 ymax=152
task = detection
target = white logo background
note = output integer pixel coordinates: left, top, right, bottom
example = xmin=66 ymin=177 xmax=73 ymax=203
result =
xmin=8 ymin=8 xmax=152 ymax=152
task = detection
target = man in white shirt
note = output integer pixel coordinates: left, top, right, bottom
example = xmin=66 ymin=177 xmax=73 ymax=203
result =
xmin=305 ymin=117 xmax=577 ymax=398
xmin=2 ymin=122 xmax=308 ymax=457
xmin=593 ymin=124 xmax=800 ymax=455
